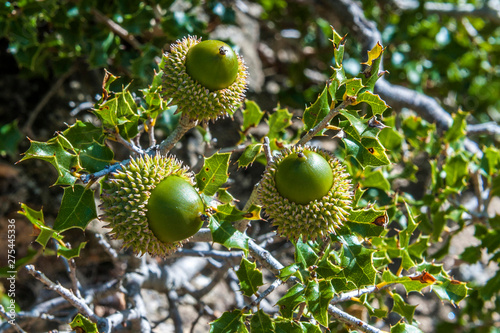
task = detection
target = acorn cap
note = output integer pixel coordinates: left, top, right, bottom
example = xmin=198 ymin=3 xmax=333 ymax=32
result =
xmin=257 ymin=146 xmax=353 ymax=241
xmin=100 ymin=154 xmax=201 ymax=256
xmin=159 ymin=36 xmax=248 ymax=122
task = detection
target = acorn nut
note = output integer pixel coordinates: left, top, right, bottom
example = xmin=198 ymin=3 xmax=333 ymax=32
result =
xmin=159 ymin=36 xmax=248 ymax=122
xmin=100 ymin=154 xmax=205 ymax=257
xmin=185 ymin=40 xmax=239 ymax=91
xmin=258 ymin=146 xmax=353 ymax=241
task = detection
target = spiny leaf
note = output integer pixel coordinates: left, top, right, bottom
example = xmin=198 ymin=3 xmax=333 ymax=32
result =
xmin=70 ymin=314 xmax=98 ymax=333
xmin=196 ymin=152 xmax=231 ymax=196
xmin=391 ymin=293 xmax=417 ymax=324
xmin=361 ymin=168 xmax=391 ymax=192
xmin=305 ymin=279 xmax=334 ymax=327
xmin=444 ymin=110 xmax=468 ymax=144
xmin=303 ymin=84 xmax=330 ymax=133
xmin=391 ymin=322 xmax=424 ymax=333
xmin=57 ymin=242 xmax=87 ymax=260
xmin=236 ymin=258 xmax=264 ymax=297
xmin=250 ymin=309 xmax=274 ymax=333
xmin=382 ymin=270 xmax=435 ymax=294
xmin=237 ymin=143 xmax=262 ymax=168
xmin=339 ymin=110 xmax=390 ymax=167
xmin=267 ymin=105 xmax=292 ymax=141
xmin=354 ymin=91 xmax=389 ymax=115
xmin=336 ymin=233 xmax=377 ymax=288
xmin=277 ymin=283 xmax=306 ymax=319
xmin=18 ymin=203 xmax=61 ymax=248
xmin=343 ymin=78 xmax=364 ymax=99
xmin=275 ymin=319 xmax=322 ymax=333
xmin=19 ymin=137 xmax=81 ymax=186
xmin=295 ymin=238 xmax=319 ymax=269
xmin=53 ymin=185 xmax=97 ymax=232
xmin=242 ymin=100 xmax=265 ymax=132
xmin=346 ymin=207 xmax=387 ymax=238
xmin=362 ymin=41 xmax=384 ymax=67
xmin=209 ymin=310 xmax=248 ymax=333
xmin=208 ymin=216 xmax=249 ymax=252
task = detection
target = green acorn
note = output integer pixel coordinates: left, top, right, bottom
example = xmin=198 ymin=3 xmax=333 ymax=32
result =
xmin=257 ymin=146 xmax=353 ymax=241
xmin=159 ymin=36 xmax=248 ymax=122
xmin=100 ymin=154 xmax=205 ymax=257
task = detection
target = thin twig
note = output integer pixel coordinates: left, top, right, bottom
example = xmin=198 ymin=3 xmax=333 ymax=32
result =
xmin=328 ymin=304 xmax=385 ymax=333
xmin=166 ymin=290 xmax=183 ymax=333
xmin=25 ymin=265 xmax=100 ymax=324
xmin=147 ymin=117 xmax=157 ymax=148
xmin=263 ymin=136 xmax=273 ymax=163
xmin=297 ymin=101 xmax=350 ymax=146
xmin=0 ymin=305 xmax=26 ymax=333
xmin=244 ymin=278 xmax=283 ymax=310
xmin=113 ymin=132 xmax=145 ymax=155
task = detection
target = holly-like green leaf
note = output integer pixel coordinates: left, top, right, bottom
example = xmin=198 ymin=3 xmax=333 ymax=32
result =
xmin=0 ymin=120 xmax=22 ymax=158
xmin=336 ymin=234 xmax=377 ymax=288
xmin=303 ymin=84 xmax=330 ymax=133
xmin=19 ymin=137 xmax=81 ymax=186
xmin=382 ymin=270 xmax=435 ymax=294
xmin=391 ymin=322 xmax=424 ymax=333
xmin=480 ymin=146 xmax=500 ymax=177
xmin=18 ymin=203 xmax=62 ymax=248
xmin=236 ymin=258 xmax=264 ymax=297
xmin=209 ymin=310 xmax=248 ymax=333
xmin=361 ymin=42 xmax=385 ymax=91
xmin=267 ymin=105 xmax=292 ymax=140
xmin=444 ymin=110 xmax=468 ymax=144
xmin=280 ymin=263 xmax=302 ymax=282
xmin=215 ymin=203 xmax=261 ymax=222
xmin=316 ymin=253 xmax=342 ymax=280
xmin=346 ymin=207 xmax=387 ymax=238
xmin=277 ymin=283 xmax=306 ymax=319
xmin=305 ymin=279 xmax=334 ymax=327
xmin=70 ymin=314 xmax=98 ymax=333
xmin=361 ymin=168 xmax=391 ymax=192
xmin=242 ymin=100 xmax=265 ymax=132
xmin=340 ymin=111 xmax=390 ymax=167
xmin=196 ymin=152 xmax=231 ymax=196
xmin=53 ymin=185 xmax=97 ymax=232
xmin=444 ymin=153 xmax=468 ymax=190
xmin=250 ymin=309 xmax=274 ymax=333
xmin=354 ymin=91 xmax=388 ymax=115
xmin=392 ymin=293 xmax=417 ymax=324
xmin=57 ymin=242 xmax=87 ymax=260
xmin=62 ymin=120 xmax=114 ymax=173
xmin=295 ymin=239 xmax=319 ymax=269
xmin=343 ymin=78 xmax=364 ymax=99
xmin=237 ymin=143 xmax=262 ymax=168
xmin=208 ymin=216 xmax=249 ymax=252
xmin=432 ymin=276 xmax=469 ymax=305
xmin=275 ymin=319 xmax=322 ymax=333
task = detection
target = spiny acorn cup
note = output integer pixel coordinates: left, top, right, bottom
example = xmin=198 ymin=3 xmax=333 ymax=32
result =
xmin=100 ymin=154 xmax=206 ymax=257
xmin=159 ymin=36 xmax=248 ymax=122
xmin=257 ymin=146 xmax=353 ymax=241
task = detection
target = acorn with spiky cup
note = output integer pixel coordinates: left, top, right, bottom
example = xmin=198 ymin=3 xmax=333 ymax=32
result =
xmin=258 ymin=146 xmax=353 ymax=241
xmin=100 ymin=154 xmax=206 ymax=257
xmin=159 ymin=36 xmax=248 ymax=122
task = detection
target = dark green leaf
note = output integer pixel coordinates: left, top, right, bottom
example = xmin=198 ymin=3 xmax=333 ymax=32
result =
xmin=391 ymin=293 xmax=416 ymax=323
xmin=354 ymin=91 xmax=388 ymax=115
xmin=236 ymin=258 xmax=263 ymax=297
xmin=208 ymin=216 xmax=249 ymax=252
xmin=337 ymin=234 xmax=377 ymax=288
xmin=444 ymin=111 xmax=467 ymax=144
xmin=303 ymin=84 xmax=330 ymax=133
xmin=361 ymin=168 xmax=391 ymax=192
xmin=277 ymin=283 xmax=306 ymax=319
xmin=250 ymin=309 xmax=274 ymax=333
xmin=305 ymin=279 xmax=334 ymax=327
xmin=209 ymin=310 xmax=247 ymax=333
xmin=53 ymin=185 xmax=97 ymax=232
xmin=19 ymin=137 xmax=81 ymax=186
xmin=391 ymin=322 xmax=424 ymax=333
xmin=295 ymin=239 xmax=319 ymax=269
xmin=18 ymin=203 xmax=61 ymax=248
